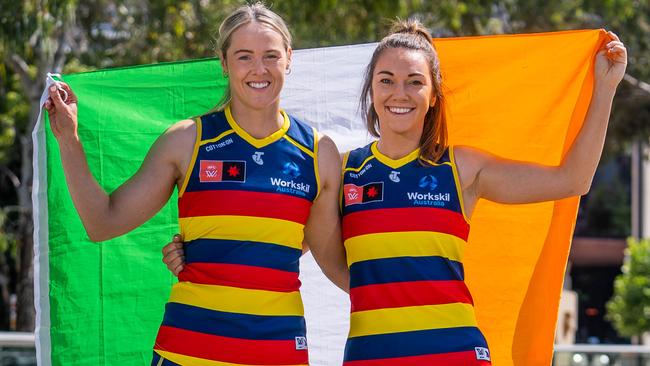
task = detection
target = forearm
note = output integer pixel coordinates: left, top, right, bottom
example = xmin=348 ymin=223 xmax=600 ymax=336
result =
xmin=560 ymin=85 xmax=616 ymax=194
xmin=320 ymin=254 xmax=350 ymax=293
xmin=58 ymin=137 xmax=114 ymax=241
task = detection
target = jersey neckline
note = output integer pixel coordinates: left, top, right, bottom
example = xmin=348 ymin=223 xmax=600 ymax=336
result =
xmin=224 ymin=104 xmax=290 ymax=149
xmin=371 ymin=141 xmax=420 ymax=169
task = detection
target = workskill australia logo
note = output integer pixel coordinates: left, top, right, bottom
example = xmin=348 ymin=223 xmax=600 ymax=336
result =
xmin=407 ymin=174 xmax=449 ymax=207
xmin=199 ymin=160 xmax=246 ymax=183
xmin=419 ymin=174 xmax=438 ymax=190
xmin=344 ymin=182 xmax=384 ymax=206
xmin=270 ymin=161 xmax=310 ymax=196
xmin=283 ymin=161 xmax=301 ymax=178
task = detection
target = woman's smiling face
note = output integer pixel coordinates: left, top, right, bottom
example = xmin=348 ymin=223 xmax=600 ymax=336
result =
xmin=222 ymin=21 xmax=292 ymax=110
xmin=371 ymin=47 xmax=436 ymax=139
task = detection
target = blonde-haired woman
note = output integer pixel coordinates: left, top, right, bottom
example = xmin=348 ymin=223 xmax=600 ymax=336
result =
xmin=45 ymin=3 xmax=348 ymax=365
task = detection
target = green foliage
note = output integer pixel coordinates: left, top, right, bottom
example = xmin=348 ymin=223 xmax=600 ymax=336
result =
xmin=0 ymin=0 xmax=77 ymax=58
xmin=0 ymin=0 xmax=647 ymax=330
xmin=606 ymin=237 xmax=650 ymax=338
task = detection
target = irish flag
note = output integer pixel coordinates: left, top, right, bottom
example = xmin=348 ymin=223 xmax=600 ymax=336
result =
xmin=33 ymin=29 xmax=606 ymax=366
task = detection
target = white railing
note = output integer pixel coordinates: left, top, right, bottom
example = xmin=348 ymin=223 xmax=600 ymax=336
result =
xmin=0 ymin=332 xmax=34 ymax=348
xmin=554 ymin=344 xmax=650 ymax=366
xmin=556 ymin=345 xmax=650 ymax=353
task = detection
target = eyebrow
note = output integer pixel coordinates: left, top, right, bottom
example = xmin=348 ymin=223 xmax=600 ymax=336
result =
xmin=233 ymin=49 xmax=281 ymax=54
xmin=376 ymin=70 xmax=426 ymax=77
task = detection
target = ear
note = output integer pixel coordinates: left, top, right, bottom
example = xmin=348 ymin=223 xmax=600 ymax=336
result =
xmin=286 ymin=47 xmax=293 ymax=70
xmin=220 ymin=55 xmax=228 ymax=76
xmin=430 ymin=94 xmax=437 ymax=107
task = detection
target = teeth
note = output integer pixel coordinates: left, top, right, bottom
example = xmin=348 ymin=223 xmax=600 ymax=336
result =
xmin=248 ymin=82 xmax=270 ymax=89
xmin=388 ymin=107 xmax=413 ymax=114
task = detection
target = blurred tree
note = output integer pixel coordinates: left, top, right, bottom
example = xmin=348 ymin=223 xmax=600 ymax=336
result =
xmin=606 ymin=238 xmax=650 ymax=342
xmin=0 ymin=0 xmax=648 ymax=332
xmin=0 ymin=0 xmax=78 ymax=331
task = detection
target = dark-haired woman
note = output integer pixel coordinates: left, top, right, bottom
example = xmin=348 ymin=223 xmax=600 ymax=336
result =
xmin=339 ymin=20 xmax=625 ymax=365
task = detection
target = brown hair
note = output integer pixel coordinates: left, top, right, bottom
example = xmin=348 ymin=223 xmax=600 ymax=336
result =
xmin=214 ymin=2 xmax=292 ymax=111
xmin=360 ymin=19 xmax=448 ymax=164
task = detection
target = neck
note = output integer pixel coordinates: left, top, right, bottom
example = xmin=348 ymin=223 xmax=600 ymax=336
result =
xmin=376 ymin=131 xmax=421 ymax=159
xmin=229 ymin=98 xmax=283 ymax=138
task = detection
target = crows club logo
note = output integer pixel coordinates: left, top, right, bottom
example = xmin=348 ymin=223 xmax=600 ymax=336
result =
xmin=475 ymin=347 xmax=490 ymax=361
xmin=295 ymin=336 xmax=308 ymax=350
xmin=419 ymin=174 xmax=438 ymax=190
xmin=344 ymin=182 xmax=384 ymax=206
xmin=283 ymin=161 xmax=301 ymax=178
xmin=199 ymin=160 xmax=246 ymax=183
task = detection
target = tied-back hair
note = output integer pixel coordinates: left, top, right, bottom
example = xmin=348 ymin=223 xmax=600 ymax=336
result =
xmin=360 ymin=19 xmax=448 ymax=164
xmin=213 ymin=2 xmax=292 ymax=111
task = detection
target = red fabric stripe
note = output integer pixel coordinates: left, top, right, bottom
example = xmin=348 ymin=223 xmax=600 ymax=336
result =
xmin=342 ymin=207 xmax=469 ymax=241
xmin=344 ymin=350 xmax=491 ymax=366
xmin=179 ymin=190 xmax=311 ymax=224
xmin=350 ymin=280 xmax=473 ymax=312
xmin=155 ymin=326 xmax=308 ymax=365
xmin=178 ymin=263 xmax=301 ymax=292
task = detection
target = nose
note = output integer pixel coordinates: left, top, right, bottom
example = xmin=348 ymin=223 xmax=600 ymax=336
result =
xmin=392 ymin=82 xmax=408 ymax=100
xmin=252 ymin=57 xmax=267 ymax=76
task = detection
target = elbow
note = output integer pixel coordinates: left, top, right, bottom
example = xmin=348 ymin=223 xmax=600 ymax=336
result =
xmin=85 ymin=226 xmax=113 ymax=242
xmin=574 ymin=177 xmax=594 ymax=197
xmin=86 ymin=231 xmax=107 ymax=243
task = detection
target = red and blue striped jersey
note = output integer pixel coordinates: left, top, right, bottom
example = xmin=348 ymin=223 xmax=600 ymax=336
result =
xmin=341 ymin=142 xmax=492 ymax=366
xmin=153 ymin=105 xmax=319 ymax=365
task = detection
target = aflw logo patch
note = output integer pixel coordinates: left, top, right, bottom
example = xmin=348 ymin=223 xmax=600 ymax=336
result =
xmin=344 ymin=182 xmax=384 ymax=206
xmin=475 ymin=347 xmax=490 ymax=361
xmin=199 ymin=160 xmax=246 ymax=183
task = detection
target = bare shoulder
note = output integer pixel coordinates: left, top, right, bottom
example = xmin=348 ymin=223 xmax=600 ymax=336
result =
xmin=316 ymin=133 xmax=342 ymax=186
xmin=162 ymin=119 xmax=197 ymax=145
xmin=317 ymin=133 xmax=341 ymax=165
xmin=450 ymin=145 xmax=489 ymax=190
xmin=143 ymin=119 xmax=197 ymax=176
xmin=453 ymin=145 xmax=498 ymax=167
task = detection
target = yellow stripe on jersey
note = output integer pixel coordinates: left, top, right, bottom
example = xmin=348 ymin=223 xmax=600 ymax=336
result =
xmin=169 ymin=282 xmax=304 ymax=316
xmin=343 ymin=155 xmax=374 ymax=173
xmin=348 ymin=303 xmax=477 ymax=338
xmin=449 ymin=145 xmax=472 ymax=223
xmin=311 ymin=127 xmax=321 ymax=200
xmin=180 ymin=215 xmax=305 ymax=250
xmin=344 ymin=231 xmax=465 ymax=267
xmin=225 ymin=105 xmax=290 ymax=148
xmin=199 ymin=129 xmax=235 ymax=147
xmin=370 ymin=141 xmax=420 ymax=169
xmin=155 ymin=351 xmax=309 ymax=366
xmin=178 ymin=118 xmax=202 ymax=198
xmin=283 ymin=135 xmax=315 ymax=158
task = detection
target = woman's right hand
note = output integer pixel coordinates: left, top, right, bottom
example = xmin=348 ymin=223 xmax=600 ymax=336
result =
xmin=44 ymin=82 xmax=79 ymax=142
xmin=162 ymin=234 xmax=186 ymax=276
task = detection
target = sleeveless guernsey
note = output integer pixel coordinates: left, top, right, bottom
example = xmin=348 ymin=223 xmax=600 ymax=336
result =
xmin=153 ymin=105 xmax=319 ymax=366
xmin=341 ymin=142 xmax=492 ymax=366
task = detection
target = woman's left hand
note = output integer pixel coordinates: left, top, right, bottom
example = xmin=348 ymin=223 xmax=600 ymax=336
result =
xmin=594 ymin=31 xmax=627 ymax=90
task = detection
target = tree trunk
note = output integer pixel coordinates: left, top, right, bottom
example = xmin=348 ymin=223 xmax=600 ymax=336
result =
xmin=15 ymin=99 xmax=42 ymax=332
xmin=15 ymin=209 xmax=33 ymax=332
